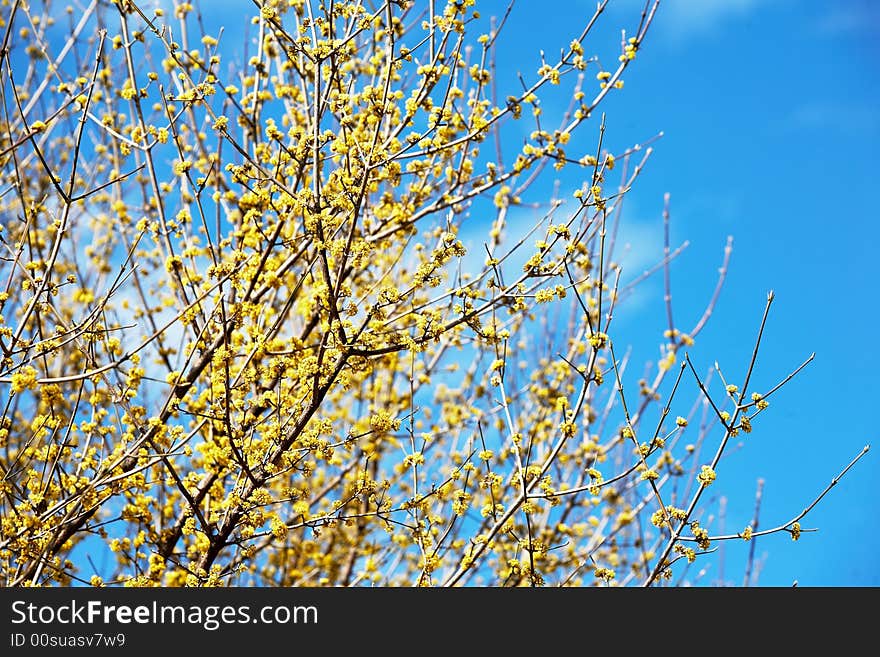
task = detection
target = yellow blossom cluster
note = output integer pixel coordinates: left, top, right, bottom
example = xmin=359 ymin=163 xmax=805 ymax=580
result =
xmin=0 ymin=0 xmax=851 ymax=590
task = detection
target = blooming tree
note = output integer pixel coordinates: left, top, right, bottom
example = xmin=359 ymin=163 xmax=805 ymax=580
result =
xmin=0 ymin=0 xmax=866 ymax=587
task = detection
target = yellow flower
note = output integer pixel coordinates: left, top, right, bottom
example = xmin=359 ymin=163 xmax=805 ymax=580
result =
xmin=697 ymin=465 xmax=716 ymax=487
xmin=594 ymin=566 xmax=615 ymax=582
xmin=11 ymin=366 xmax=39 ymax=394
xmin=370 ymin=410 xmax=399 ymax=433
xmin=690 ymin=522 xmax=710 ymax=549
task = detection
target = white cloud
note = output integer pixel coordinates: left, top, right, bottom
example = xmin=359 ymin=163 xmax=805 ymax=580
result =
xmin=611 ymin=0 xmax=763 ymax=40
xmin=664 ymin=0 xmax=761 ymax=30
xmin=615 ymin=219 xmax=664 ymax=277
xmin=814 ymin=4 xmax=880 ymax=36
xmin=605 ymin=204 xmax=669 ymax=314
xmin=785 ymin=101 xmax=879 ymax=139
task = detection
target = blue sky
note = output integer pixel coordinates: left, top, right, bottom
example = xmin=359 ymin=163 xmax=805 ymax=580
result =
xmin=10 ymin=0 xmax=876 ymax=586
xmin=489 ymin=0 xmax=878 ymax=585
xmin=186 ymin=0 xmax=876 ymax=586
xmin=102 ymin=0 xmax=880 ymax=585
